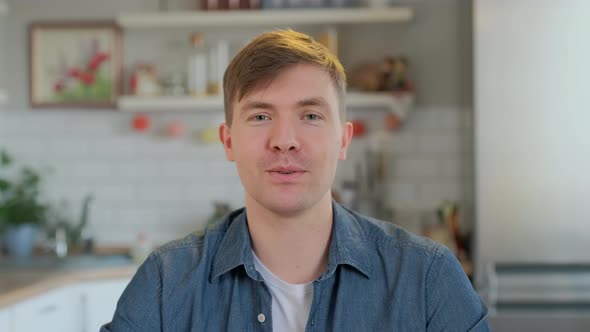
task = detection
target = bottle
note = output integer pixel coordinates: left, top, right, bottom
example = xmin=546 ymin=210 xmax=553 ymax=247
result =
xmin=188 ymin=33 xmax=207 ymax=97
xmin=318 ymin=27 xmax=338 ymax=57
xmin=207 ymin=40 xmax=230 ymax=96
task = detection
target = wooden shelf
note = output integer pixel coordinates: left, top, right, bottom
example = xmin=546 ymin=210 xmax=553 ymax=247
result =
xmin=346 ymin=92 xmax=413 ymax=118
xmin=117 ymin=7 xmax=413 ymax=29
xmin=118 ymin=95 xmax=223 ymax=112
xmin=116 ymin=7 xmax=415 ymax=116
xmin=117 ymin=92 xmax=413 ymax=117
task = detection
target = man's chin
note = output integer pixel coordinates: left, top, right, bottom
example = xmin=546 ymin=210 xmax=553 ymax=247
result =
xmin=258 ymin=195 xmax=314 ymax=218
xmin=267 ymin=201 xmax=309 ymax=218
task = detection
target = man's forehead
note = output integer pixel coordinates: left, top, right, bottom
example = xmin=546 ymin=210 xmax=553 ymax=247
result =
xmin=239 ymin=76 xmax=336 ymax=105
xmin=238 ymin=64 xmax=332 ymax=96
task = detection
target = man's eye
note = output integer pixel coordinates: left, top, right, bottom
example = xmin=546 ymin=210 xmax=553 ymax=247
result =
xmin=252 ymin=114 xmax=270 ymax=121
xmin=304 ymin=114 xmax=320 ymax=121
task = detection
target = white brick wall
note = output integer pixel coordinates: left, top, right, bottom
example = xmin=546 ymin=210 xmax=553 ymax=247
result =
xmin=335 ymin=106 xmax=474 ymax=234
xmin=0 ymin=110 xmax=245 ymax=246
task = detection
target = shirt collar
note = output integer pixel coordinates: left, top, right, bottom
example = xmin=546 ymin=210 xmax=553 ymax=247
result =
xmin=210 ymin=201 xmax=372 ymax=282
xmin=321 ymin=201 xmax=372 ymax=280
xmin=210 ymin=208 xmax=260 ymax=282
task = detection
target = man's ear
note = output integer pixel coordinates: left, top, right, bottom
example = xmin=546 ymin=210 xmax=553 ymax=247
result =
xmin=338 ymin=122 xmax=354 ymax=160
xmin=219 ymin=122 xmax=235 ymax=162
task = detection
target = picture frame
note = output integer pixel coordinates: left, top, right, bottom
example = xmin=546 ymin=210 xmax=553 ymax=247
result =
xmin=29 ymin=21 xmax=122 ymax=109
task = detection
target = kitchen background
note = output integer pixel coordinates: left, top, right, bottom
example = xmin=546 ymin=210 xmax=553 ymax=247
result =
xmin=3 ymin=0 xmax=589 ymax=331
xmin=0 ymin=0 xmax=474 ymax=246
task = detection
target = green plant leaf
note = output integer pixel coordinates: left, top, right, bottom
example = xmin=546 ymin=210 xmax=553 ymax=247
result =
xmin=0 ymin=149 xmax=12 ymax=167
xmin=0 ymin=157 xmax=50 ymax=227
xmin=0 ymin=179 xmax=10 ymax=192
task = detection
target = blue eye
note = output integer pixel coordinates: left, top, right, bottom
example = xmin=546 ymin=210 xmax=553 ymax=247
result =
xmin=304 ymin=114 xmax=320 ymax=120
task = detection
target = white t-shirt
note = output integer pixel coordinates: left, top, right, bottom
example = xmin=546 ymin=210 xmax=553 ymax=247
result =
xmin=253 ymin=251 xmax=314 ymax=332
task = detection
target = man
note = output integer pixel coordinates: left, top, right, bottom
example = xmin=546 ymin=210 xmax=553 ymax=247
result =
xmin=102 ymin=29 xmax=489 ymax=331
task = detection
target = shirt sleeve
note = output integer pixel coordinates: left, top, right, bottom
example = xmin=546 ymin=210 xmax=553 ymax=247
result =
xmin=425 ymin=245 xmax=491 ymax=332
xmin=100 ymin=253 xmax=163 ymax=332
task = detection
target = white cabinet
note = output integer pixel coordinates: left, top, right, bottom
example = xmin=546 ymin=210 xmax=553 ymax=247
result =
xmin=3 ymin=277 xmax=131 ymax=332
xmin=79 ymin=279 xmax=130 ymax=332
xmin=12 ymin=286 xmax=79 ymax=332
xmin=0 ymin=306 xmax=13 ymax=332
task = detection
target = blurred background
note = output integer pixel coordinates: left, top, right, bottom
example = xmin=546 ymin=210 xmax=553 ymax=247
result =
xmin=0 ymin=0 xmax=589 ymax=331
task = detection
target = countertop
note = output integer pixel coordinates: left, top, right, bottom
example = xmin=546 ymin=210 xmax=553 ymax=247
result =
xmin=0 ymin=250 xmax=140 ymax=308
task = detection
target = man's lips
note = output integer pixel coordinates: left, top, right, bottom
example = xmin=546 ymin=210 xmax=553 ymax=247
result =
xmin=267 ymin=166 xmax=306 ymax=174
xmin=266 ymin=166 xmax=307 ymax=182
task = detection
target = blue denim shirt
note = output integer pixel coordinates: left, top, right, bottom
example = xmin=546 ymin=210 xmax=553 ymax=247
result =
xmin=101 ymin=202 xmax=490 ymax=331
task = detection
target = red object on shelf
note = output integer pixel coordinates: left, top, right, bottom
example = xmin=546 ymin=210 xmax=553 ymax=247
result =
xmin=130 ymin=74 xmax=138 ymax=94
xmin=132 ymin=114 xmax=151 ymax=132
xmin=385 ymin=113 xmax=402 ymax=131
xmin=166 ymin=121 xmax=185 ymax=138
xmin=352 ymin=120 xmax=366 ymax=137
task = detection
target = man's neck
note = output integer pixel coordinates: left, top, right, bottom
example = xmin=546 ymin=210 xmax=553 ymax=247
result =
xmin=246 ymin=193 xmax=334 ymax=284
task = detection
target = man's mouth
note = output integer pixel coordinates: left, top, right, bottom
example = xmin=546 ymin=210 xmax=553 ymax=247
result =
xmin=275 ymin=170 xmax=297 ymax=174
xmin=267 ymin=166 xmax=306 ymax=181
xmin=269 ymin=167 xmax=305 ymax=173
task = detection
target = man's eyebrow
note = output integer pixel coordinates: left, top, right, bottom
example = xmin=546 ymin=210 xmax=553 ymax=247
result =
xmin=239 ymin=97 xmax=328 ymax=113
xmin=296 ymin=97 xmax=328 ymax=108
xmin=240 ymin=101 xmax=276 ymax=112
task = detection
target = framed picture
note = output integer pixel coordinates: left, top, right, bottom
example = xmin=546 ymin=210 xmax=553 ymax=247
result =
xmin=29 ymin=21 xmax=122 ymax=109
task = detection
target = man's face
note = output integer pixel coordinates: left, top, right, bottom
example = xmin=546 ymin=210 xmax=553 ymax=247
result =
xmin=219 ymin=64 xmax=353 ymax=217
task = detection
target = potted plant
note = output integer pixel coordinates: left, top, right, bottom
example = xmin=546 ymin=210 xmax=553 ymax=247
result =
xmin=0 ymin=149 xmax=50 ymax=258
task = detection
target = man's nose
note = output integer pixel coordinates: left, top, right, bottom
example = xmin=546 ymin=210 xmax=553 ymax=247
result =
xmin=269 ymin=118 xmax=301 ymax=152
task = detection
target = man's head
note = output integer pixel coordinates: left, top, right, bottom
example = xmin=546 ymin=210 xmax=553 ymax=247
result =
xmin=219 ymin=29 xmax=353 ymax=217
xmin=223 ymin=29 xmax=347 ymax=126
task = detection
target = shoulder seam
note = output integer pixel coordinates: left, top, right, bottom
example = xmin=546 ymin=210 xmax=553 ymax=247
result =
xmin=424 ymin=244 xmax=444 ymax=316
xmin=151 ymin=252 xmax=164 ymax=289
xmin=154 ymin=229 xmax=222 ymax=256
xmin=156 ymin=242 xmax=202 ymax=256
xmin=393 ymin=237 xmax=444 ymax=255
xmin=359 ymin=217 xmax=444 ymax=256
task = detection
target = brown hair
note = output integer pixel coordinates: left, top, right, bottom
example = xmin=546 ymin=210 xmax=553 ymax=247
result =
xmin=223 ymin=29 xmax=346 ymax=126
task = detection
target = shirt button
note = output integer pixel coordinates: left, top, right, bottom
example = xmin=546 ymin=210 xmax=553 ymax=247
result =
xmin=257 ymin=313 xmax=266 ymax=323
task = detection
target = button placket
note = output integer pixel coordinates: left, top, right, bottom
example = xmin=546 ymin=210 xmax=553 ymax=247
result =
xmin=305 ymin=280 xmax=324 ymax=332
xmin=254 ymin=278 xmax=272 ymax=330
